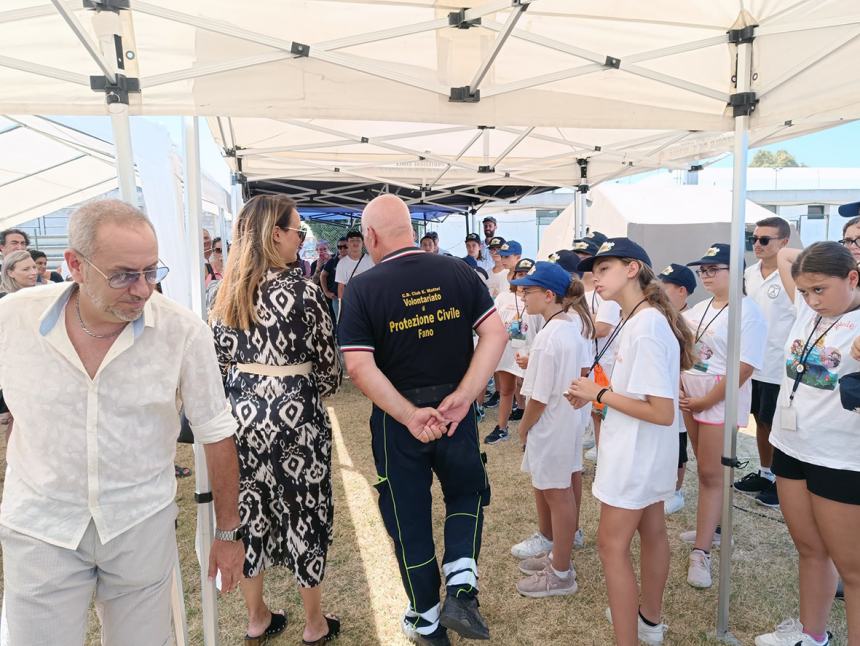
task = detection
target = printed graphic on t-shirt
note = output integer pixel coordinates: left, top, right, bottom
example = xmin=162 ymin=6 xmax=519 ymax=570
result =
xmin=786 ymin=335 xmax=841 ymax=390
xmin=767 ymin=284 xmax=781 ymax=299
xmin=693 ymin=341 xmax=714 ymax=372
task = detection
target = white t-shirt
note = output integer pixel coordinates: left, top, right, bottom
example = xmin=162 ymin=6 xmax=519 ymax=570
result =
xmin=682 ymin=296 xmax=766 ymax=376
xmin=586 ymin=290 xmax=622 ymax=372
xmin=770 ymin=296 xmax=860 ymax=472
xmin=520 ymin=317 xmax=592 ymax=490
xmin=494 ymin=291 xmax=541 ymax=377
xmin=486 ymin=267 xmax=509 ymax=299
xmin=334 ymin=253 xmax=375 ymax=286
xmin=593 ymin=308 xmax=681 ymax=509
xmin=745 ymin=262 xmax=797 ymax=385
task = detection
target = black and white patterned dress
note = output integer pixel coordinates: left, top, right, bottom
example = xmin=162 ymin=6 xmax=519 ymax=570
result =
xmin=212 ymin=268 xmax=341 ymax=585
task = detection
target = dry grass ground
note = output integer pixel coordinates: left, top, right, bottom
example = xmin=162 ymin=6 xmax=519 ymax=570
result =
xmin=0 ymin=384 xmax=848 ymax=645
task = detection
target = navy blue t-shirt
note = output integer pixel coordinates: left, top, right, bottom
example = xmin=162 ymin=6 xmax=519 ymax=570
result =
xmin=338 ymin=248 xmax=496 ymax=392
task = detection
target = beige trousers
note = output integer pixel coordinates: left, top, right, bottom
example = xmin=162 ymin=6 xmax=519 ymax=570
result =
xmin=0 ymin=503 xmax=178 ymax=646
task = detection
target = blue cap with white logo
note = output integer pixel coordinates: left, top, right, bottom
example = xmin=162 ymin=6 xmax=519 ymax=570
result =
xmin=686 ymin=243 xmax=732 ymax=267
xmin=499 ymin=240 xmax=523 ymax=257
xmin=577 ymin=238 xmax=652 ymax=273
xmin=510 ymin=261 xmax=572 ymax=296
xmin=659 ymin=263 xmax=697 ymax=295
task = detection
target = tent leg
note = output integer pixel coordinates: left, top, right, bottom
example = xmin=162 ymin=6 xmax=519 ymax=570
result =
xmin=110 ymin=104 xmax=137 ymax=207
xmin=715 ymin=36 xmax=753 ymax=646
xmin=183 ymin=116 xmax=220 ymax=646
xmin=577 ymin=190 xmax=588 ymax=239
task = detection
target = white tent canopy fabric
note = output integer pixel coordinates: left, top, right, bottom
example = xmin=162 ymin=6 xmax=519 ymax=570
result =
xmin=0 ymin=1 xmax=858 ymax=131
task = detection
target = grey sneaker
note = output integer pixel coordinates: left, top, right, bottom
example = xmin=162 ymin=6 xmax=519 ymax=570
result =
xmin=516 ymin=566 xmax=578 ymax=598
xmin=518 ymin=554 xmax=551 ymax=575
xmin=439 ymin=595 xmax=489 ymax=640
xmin=687 ymin=550 xmax=712 ymax=589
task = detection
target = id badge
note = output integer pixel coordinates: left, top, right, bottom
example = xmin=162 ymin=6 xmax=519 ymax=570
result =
xmin=780 ymin=405 xmax=797 ymax=432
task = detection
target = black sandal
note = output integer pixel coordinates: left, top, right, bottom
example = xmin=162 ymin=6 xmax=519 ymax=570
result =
xmin=301 ymin=614 xmax=341 ymax=645
xmin=245 ymin=611 xmax=288 ymax=645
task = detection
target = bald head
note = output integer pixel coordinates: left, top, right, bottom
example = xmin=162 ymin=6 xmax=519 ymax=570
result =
xmin=361 ymin=194 xmax=415 ymax=262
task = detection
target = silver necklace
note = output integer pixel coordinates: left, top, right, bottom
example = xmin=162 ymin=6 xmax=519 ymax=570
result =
xmin=75 ymin=291 xmax=123 ymax=339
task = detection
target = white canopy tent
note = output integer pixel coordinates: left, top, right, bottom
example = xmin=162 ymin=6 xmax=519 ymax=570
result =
xmin=2 ymin=2 xmax=860 ymax=644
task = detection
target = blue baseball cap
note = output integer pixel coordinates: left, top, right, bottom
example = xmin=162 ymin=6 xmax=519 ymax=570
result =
xmin=571 ymin=238 xmax=600 ymax=257
xmin=659 ymin=263 xmax=697 ymax=295
xmin=510 ymin=261 xmax=572 ymax=296
xmin=686 ymin=243 xmax=732 ymax=267
xmin=498 ymin=240 xmax=522 ymax=257
xmin=577 ymin=237 xmax=652 ymax=273
xmin=584 ymin=230 xmax=608 ymax=246
xmin=552 ymin=249 xmax=582 ymax=276
xmin=839 ymin=202 xmax=860 ymax=218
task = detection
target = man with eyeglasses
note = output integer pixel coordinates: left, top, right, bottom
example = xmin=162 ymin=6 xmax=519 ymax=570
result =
xmin=0 ymin=199 xmax=244 ymax=646
xmin=838 ymin=200 xmax=860 ymax=266
xmin=733 ymin=216 xmax=796 ymax=509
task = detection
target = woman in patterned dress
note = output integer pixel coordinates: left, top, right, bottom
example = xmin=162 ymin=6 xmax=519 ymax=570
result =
xmin=210 ymin=195 xmax=342 ymax=645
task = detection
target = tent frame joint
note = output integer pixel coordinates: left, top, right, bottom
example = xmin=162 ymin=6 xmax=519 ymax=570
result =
xmin=448 ymin=9 xmax=481 ymax=29
xmin=729 ymin=91 xmax=758 ymax=117
xmin=477 ymin=165 xmax=495 ymax=173
xmin=291 ymin=42 xmax=310 ymax=57
xmin=720 ymin=455 xmax=743 ymax=468
xmin=194 ymin=492 xmax=214 ymax=504
xmin=90 ymin=73 xmax=139 ymax=105
xmin=449 ymin=86 xmax=480 ymax=102
xmin=727 ymin=25 xmax=757 ymax=45
xmin=82 ymin=0 xmax=129 ymax=12
xmin=604 ymin=55 xmax=621 ymax=69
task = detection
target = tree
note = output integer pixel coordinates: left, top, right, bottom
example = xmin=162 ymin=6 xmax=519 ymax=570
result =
xmin=750 ymin=149 xmax=804 ymax=168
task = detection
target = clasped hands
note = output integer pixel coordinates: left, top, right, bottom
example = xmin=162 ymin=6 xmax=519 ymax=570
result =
xmin=564 ymin=377 xmax=600 ymax=409
xmin=405 ymin=390 xmax=472 ymax=443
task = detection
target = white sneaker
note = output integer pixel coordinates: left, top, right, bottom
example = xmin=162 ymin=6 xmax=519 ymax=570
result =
xmin=582 ymin=419 xmax=595 ymax=450
xmin=511 ymin=531 xmax=552 ymax=560
xmin=574 ymin=528 xmax=585 ymax=549
xmin=604 ymin=607 xmax=667 ymax=644
xmin=687 ymin=550 xmax=712 ymax=588
xmin=663 ymin=490 xmax=685 ymax=515
xmin=755 ymin=619 xmax=830 ymax=646
xmin=584 ymin=446 xmax=598 ymax=461
xmin=679 ymin=529 xmax=727 ymax=548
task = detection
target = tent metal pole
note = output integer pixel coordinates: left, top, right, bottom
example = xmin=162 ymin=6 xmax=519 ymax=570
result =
xmin=110 ymin=109 xmax=137 ymax=206
xmin=716 ymin=35 xmax=753 ymax=646
xmin=183 ymin=116 xmax=220 ymax=646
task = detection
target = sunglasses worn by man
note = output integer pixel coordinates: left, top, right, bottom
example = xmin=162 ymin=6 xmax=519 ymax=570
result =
xmin=81 ymin=254 xmax=170 ymax=289
xmin=750 ymin=235 xmax=786 ymax=246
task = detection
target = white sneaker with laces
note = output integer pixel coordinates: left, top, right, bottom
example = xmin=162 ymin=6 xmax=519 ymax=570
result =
xmin=663 ymin=490 xmax=685 ymax=515
xmin=604 ymin=607 xmax=667 ymax=644
xmin=584 ymin=446 xmax=597 ymax=462
xmin=511 ymin=531 xmax=552 ymax=560
xmin=687 ymin=550 xmax=712 ymax=588
xmin=582 ymin=419 xmax=595 ymax=450
xmin=679 ymin=529 xmax=725 ymax=548
xmin=754 ymin=619 xmax=830 ymax=646
xmin=574 ymin=528 xmax=585 ymax=549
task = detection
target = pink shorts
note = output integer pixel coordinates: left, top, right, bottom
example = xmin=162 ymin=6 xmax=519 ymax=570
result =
xmin=681 ymin=372 xmax=751 ymax=428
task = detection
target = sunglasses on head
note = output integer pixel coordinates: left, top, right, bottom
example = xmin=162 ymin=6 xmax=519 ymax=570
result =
xmin=750 ymin=235 xmax=784 ymax=246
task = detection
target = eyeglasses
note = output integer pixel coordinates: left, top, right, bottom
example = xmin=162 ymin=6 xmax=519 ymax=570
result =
xmin=750 ymin=235 xmax=782 ymax=246
xmin=213 ymin=246 xmax=223 ymax=254
xmin=695 ymin=266 xmax=729 ymax=278
xmin=839 ymin=237 xmax=860 ymax=248
xmin=81 ymin=255 xmax=169 ymax=289
xmin=337 ymin=245 xmax=347 ymax=250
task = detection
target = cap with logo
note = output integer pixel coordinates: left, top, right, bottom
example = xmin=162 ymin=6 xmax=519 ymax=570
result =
xmin=658 ymin=263 xmax=697 ymax=295
xmin=513 ymin=258 xmax=535 ymax=273
xmin=577 ymin=238 xmax=652 ymax=273
xmin=552 ymin=249 xmax=582 ymax=276
xmin=584 ymin=230 xmax=608 ymax=246
xmin=686 ymin=243 xmax=732 ymax=267
xmin=499 ymin=240 xmax=523 ymax=257
xmin=839 ymin=202 xmax=860 ymax=218
xmin=571 ymin=238 xmax=600 ymax=257
xmin=465 ymin=232 xmax=482 ymax=244
xmin=510 ymin=261 xmax=572 ymax=296
xmin=488 ymin=236 xmax=506 ymax=249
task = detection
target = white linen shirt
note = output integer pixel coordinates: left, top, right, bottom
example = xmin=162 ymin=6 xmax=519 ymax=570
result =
xmin=0 ymin=283 xmax=236 ymax=549
xmin=745 ymin=262 xmax=797 ymax=384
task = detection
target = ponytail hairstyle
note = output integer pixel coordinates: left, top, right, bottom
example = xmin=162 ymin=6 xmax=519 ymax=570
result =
xmin=559 ymin=274 xmax=595 ymax=339
xmin=622 ymin=258 xmax=695 ymax=371
xmin=791 ymin=240 xmax=858 ymax=280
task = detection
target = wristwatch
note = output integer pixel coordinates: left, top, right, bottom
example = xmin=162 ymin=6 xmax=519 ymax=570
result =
xmin=214 ymin=525 xmax=246 ymax=542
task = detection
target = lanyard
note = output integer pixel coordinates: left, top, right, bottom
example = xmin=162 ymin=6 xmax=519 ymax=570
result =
xmin=544 ymin=309 xmax=565 ymax=326
xmin=694 ymin=298 xmax=728 ymax=344
xmin=789 ymin=315 xmax=841 ymax=404
xmin=588 ymin=297 xmax=647 ymax=377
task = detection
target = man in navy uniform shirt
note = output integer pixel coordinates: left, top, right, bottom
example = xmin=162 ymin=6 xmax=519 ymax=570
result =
xmin=339 ymin=195 xmax=506 ymax=645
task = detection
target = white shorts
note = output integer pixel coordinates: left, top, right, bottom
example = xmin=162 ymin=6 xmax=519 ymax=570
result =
xmin=681 ymin=372 xmax=751 ymax=428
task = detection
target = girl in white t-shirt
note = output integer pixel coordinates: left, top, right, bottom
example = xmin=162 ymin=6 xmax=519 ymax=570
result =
xmin=755 ymin=242 xmax=860 ymax=646
xmin=507 ymin=262 xmax=593 ymax=599
xmin=567 ymin=238 xmax=694 ymax=646
xmin=486 ymin=239 xmax=509 ymax=298
xmin=679 ymin=243 xmax=766 ymax=590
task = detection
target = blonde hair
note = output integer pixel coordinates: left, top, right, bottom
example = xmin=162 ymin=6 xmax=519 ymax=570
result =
xmin=560 ymin=275 xmax=595 ymax=339
xmin=0 ymin=250 xmax=34 ymax=294
xmin=622 ymin=259 xmax=695 ymax=371
xmin=210 ymin=195 xmax=298 ymax=329
xmin=68 ymin=199 xmax=155 ymax=257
